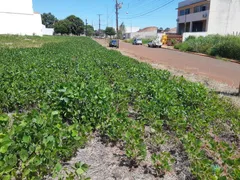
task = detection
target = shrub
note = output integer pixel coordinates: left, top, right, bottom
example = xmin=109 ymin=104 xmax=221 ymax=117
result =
xmin=179 ymin=43 xmax=193 ymax=52
xmin=185 ymin=35 xmax=196 ymax=41
xmin=175 ymin=35 xmax=240 ymax=61
xmin=142 ymin=38 xmax=153 ymax=44
xmin=123 ymin=39 xmax=133 ymax=43
xmin=174 ymin=43 xmax=181 ymax=49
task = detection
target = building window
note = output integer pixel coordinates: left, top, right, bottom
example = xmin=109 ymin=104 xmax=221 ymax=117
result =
xmin=194 ymin=6 xmax=200 ymax=13
xmin=185 ymin=8 xmax=190 ymax=15
xmin=180 ymin=10 xmax=185 ymax=16
xmin=201 ymin=5 xmax=207 ymax=11
xmin=179 ymin=8 xmax=190 ymax=16
xmin=194 ymin=4 xmax=208 ymax=13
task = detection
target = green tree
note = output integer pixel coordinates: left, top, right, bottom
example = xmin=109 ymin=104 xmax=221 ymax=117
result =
xmin=86 ymin=25 xmax=94 ymax=36
xmin=158 ymin=27 xmax=163 ymax=32
xmin=54 ymin=20 xmax=71 ymax=35
xmin=164 ymin=27 xmax=170 ymax=32
xmin=105 ymin=27 xmax=116 ymax=38
xmin=66 ymin=15 xmax=84 ymax=35
xmin=42 ymin=13 xmax=58 ymax=28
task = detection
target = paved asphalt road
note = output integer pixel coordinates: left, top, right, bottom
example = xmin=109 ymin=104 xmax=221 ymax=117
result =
xmin=119 ymin=41 xmax=240 ymax=88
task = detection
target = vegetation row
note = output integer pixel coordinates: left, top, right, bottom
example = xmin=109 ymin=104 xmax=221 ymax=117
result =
xmin=0 ymin=36 xmax=239 ymax=179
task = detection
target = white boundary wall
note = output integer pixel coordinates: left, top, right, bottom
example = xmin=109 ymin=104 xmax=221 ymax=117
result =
xmin=183 ymin=32 xmax=208 ymax=41
xmin=0 ymin=0 xmax=43 ymax=36
xmin=208 ymin=0 xmax=240 ymax=35
xmin=42 ymin=25 xmax=54 ymax=36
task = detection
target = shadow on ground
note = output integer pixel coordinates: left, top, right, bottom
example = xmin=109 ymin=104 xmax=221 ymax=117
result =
xmin=216 ymin=91 xmax=240 ymax=97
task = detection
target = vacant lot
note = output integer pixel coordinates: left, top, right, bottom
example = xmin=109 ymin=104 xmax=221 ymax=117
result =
xmin=0 ymin=36 xmax=239 ymax=180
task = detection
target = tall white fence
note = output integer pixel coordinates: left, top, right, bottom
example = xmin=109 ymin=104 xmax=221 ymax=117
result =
xmin=42 ymin=25 xmax=54 ymax=36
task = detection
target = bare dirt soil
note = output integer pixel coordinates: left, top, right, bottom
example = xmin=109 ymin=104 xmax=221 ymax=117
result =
xmin=64 ymin=132 xmax=193 ymax=180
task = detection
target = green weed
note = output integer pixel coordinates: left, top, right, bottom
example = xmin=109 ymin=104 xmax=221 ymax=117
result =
xmin=175 ymin=35 xmax=240 ymax=61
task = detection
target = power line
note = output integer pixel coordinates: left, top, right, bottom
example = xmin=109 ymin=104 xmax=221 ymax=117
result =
xmin=121 ymin=0 xmax=174 ymax=18
xmin=120 ymin=0 xmax=175 ymax=19
xmin=108 ymin=8 xmax=115 ymax=20
xmin=121 ymin=0 xmax=164 ymax=18
xmin=128 ymin=0 xmax=147 ymax=8
xmin=128 ymin=0 xmax=159 ymax=10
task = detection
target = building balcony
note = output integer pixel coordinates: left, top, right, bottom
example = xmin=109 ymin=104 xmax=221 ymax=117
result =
xmin=177 ymin=10 xmax=209 ymax=24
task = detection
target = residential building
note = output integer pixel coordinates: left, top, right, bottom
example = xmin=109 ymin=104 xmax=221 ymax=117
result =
xmin=0 ymin=0 xmax=43 ymax=36
xmin=177 ymin=0 xmax=240 ymax=35
xmin=124 ymin=26 xmax=157 ymax=39
xmin=125 ymin=27 xmax=140 ymax=33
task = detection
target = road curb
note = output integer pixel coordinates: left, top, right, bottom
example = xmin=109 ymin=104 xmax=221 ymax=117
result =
xmin=161 ymin=46 xmax=240 ymax=65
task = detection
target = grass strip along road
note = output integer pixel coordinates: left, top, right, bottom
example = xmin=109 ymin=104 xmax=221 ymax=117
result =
xmin=0 ymin=36 xmax=239 ymax=179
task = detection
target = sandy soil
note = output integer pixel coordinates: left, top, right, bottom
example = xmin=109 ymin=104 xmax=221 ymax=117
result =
xmin=63 ymin=131 xmax=193 ymax=180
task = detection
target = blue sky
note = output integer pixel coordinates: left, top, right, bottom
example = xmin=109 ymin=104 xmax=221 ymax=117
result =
xmin=33 ymin=0 xmax=180 ymax=30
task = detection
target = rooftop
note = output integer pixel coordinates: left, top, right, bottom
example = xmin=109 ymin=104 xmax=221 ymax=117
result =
xmin=138 ymin=26 xmax=158 ymax=32
xmin=178 ymin=0 xmax=208 ymax=8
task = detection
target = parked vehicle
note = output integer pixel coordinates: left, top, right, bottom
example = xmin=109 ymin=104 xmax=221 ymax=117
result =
xmin=132 ymin=38 xmax=142 ymax=45
xmin=148 ymin=37 xmax=162 ymax=48
xmin=109 ymin=39 xmax=119 ymax=48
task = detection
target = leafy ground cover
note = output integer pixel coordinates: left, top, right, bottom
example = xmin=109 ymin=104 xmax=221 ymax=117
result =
xmin=174 ymin=35 xmax=240 ymax=61
xmin=0 ymin=36 xmax=239 ymax=179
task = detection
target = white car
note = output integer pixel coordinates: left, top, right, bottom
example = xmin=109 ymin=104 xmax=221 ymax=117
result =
xmin=148 ymin=37 xmax=162 ymax=48
xmin=148 ymin=41 xmax=162 ymax=48
xmin=132 ymin=38 xmax=142 ymax=45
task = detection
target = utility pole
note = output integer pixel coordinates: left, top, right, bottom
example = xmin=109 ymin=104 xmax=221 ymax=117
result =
xmin=97 ymin=14 xmax=102 ymax=35
xmin=115 ymin=0 xmax=122 ymax=39
xmin=115 ymin=0 xmax=119 ymax=38
xmin=85 ymin=19 xmax=88 ymax=36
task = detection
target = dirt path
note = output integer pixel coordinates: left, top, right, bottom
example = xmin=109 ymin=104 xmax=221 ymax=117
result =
xmin=95 ymin=38 xmax=240 ymax=107
xmin=119 ymin=41 xmax=240 ymax=88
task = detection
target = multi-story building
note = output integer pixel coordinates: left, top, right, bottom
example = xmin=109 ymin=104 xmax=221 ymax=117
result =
xmin=177 ymin=0 xmax=240 ymax=35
